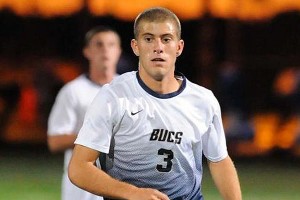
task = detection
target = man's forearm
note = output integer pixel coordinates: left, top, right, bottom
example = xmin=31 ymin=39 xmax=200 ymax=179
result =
xmin=71 ymin=162 xmax=138 ymax=199
xmin=208 ymin=156 xmax=242 ymax=200
xmin=68 ymin=145 xmax=170 ymax=200
xmin=47 ymin=134 xmax=78 ymax=153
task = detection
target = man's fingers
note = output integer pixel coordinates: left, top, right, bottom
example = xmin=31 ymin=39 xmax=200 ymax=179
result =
xmin=154 ymin=190 xmax=170 ymax=200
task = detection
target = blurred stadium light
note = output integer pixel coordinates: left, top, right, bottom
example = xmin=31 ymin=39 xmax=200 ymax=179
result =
xmin=0 ymin=0 xmax=299 ymax=21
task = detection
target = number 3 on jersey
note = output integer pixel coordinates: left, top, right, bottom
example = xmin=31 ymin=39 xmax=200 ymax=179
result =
xmin=156 ymin=148 xmax=174 ymax=172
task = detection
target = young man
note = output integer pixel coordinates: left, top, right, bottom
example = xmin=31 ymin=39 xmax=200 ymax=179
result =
xmin=68 ymin=7 xmax=242 ymax=200
xmin=47 ymin=26 xmax=122 ymax=200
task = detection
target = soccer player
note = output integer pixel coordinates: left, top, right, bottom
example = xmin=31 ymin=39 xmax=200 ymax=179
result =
xmin=68 ymin=7 xmax=242 ymax=200
xmin=47 ymin=26 xmax=122 ymax=200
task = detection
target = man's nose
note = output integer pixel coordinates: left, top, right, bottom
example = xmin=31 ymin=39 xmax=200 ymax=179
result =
xmin=153 ymin=40 xmax=163 ymax=54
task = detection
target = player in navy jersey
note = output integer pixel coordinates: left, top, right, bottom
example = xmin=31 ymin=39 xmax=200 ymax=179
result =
xmin=69 ymin=7 xmax=242 ymax=200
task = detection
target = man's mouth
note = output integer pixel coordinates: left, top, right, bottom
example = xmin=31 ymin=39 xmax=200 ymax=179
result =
xmin=151 ymin=58 xmax=165 ymax=62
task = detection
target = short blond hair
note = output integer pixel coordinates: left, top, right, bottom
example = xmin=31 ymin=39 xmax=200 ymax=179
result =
xmin=133 ymin=7 xmax=181 ymax=39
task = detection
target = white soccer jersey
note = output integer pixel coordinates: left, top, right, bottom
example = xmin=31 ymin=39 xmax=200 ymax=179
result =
xmin=75 ymin=71 xmax=228 ymax=200
xmin=48 ymin=74 xmax=103 ymax=200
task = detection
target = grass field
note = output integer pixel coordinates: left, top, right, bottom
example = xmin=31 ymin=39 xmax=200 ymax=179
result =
xmin=1 ymin=144 xmax=300 ymax=200
xmin=202 ymin=155 xmax=300 ymax=200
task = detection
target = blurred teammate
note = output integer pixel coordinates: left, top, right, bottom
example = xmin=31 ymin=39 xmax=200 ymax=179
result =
xmin=47 ymin=26 xmax=122 ymax=200
xmin=69 ymin=7 xmax=241 ymax=200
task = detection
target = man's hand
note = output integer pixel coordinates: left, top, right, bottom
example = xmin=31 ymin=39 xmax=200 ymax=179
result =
xmin=128 ymin=188 xmax=170 ymax=200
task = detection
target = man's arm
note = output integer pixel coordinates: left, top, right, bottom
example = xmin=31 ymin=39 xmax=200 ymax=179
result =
xmin=47 ymin=134 xmax=78 ymax=153
xmin=208 ymin=156 xmax=242 ymax=200
xmin=68 ymin=144 xmax=170 ymax=200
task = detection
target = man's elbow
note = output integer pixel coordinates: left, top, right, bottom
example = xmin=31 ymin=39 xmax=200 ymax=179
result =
xmin=47 ymin=134 xmax=76 ymax=153
xmin=47 ymin=138 xmax=61 ymax=153
xmin=68 ymin=159 xmax=80 ymax=186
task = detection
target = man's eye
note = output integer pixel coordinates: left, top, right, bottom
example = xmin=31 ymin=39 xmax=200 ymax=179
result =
xmin=95 ymin=42 xmax=103 ymax=47
xmin=163 ymin=38 xmax=171 ymax=43
xmin=108 ymin=43 xmax=116 ymax=47
xmin=145 ymin=37 xmax=152 ymax=42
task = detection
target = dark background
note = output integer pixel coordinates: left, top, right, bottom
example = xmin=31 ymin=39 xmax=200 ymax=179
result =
xmin=0 ymin=9 xmax=300 ymax=157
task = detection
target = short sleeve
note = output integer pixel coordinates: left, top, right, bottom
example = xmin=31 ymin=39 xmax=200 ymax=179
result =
xmin=75 ymin=86 xmax=116 ymax=154
xmin=202 ymin=96 xmax=228 ymax=162
xmin=47 ymin=86 xmax=77 ymax=135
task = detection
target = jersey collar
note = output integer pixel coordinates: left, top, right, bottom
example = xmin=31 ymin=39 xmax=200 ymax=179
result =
xmin=136 ymin=71 xmax=186 ymax=99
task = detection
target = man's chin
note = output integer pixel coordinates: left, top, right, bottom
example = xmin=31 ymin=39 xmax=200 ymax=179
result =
xmin=152 ymin=71 xmax=165 ymax=81
xmin=97 ymin=65 xmax=109 ymax=72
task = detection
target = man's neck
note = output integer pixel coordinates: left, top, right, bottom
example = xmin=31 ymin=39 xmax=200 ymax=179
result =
xmin=89 ymin=69 xmax=114 ymax=85
xmin=139 ymin=71 xmax=182 ymax=94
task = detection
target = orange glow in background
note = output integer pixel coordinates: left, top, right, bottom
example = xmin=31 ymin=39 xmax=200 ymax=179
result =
xmin=0 ymin=0 xmax=299 ymax=20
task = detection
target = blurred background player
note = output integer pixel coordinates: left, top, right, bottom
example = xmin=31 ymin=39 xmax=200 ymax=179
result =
xmin=47 ymin=25 xmax=122 ymax=200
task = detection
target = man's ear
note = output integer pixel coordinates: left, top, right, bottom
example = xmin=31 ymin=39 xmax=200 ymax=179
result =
xmin=82 ymin=47 xmax=89 ymax=60
xmin=131 ymin=39 xmax=139 ymax=56
xmin=176 ymin=39 xmax=184 ymax=57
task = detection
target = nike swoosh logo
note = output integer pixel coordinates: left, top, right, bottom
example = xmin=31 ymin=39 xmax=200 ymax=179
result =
xmin=131 ymin=110 xmax=143 ymax=115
